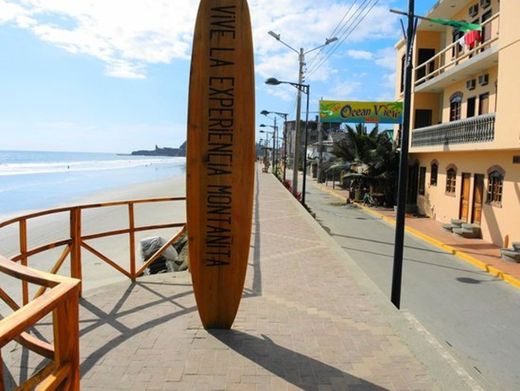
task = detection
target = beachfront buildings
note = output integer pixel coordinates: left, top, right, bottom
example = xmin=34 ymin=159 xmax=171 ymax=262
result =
xmin=395 ymin=0 xmax=520 ymax=246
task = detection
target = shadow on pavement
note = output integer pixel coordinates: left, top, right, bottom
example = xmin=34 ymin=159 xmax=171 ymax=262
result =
xmin=331 ymin=232 xmax=448 ymax=255
xmin=78 ymin=282 xmax=197 ymax=376
xmin=341 ymin=245 xmax=486 ymax=275
xmin=210 ymin=330 xmax=388 ymax=390
xmin=456 ymin=276 xmax=500 ymax=284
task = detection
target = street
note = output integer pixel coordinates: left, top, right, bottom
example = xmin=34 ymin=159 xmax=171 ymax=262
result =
xmin=305 ymin=181 xmax=520 ymax=391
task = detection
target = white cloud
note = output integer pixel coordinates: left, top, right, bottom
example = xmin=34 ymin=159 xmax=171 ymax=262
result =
xmin=327 ymin=79 xmax=362 ymax=100
xmin=0 ymin=0 xmax=197 ymax=78
xmin=0 ymin=0 xmax=399 ymax=80
xmin=345 ymin=46 xmax=397 ymax=71
xmin=374 ymin=47 xmax=397 ymax=70
xmin=346 ymin=50 xmax=374 ymax=60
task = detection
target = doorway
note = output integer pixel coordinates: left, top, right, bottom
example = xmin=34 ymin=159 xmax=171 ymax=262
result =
xmin=414 ymin=109 xmax=433 ymax=129
xmin=472 ymin=174 xmax=484 ymax=225
xmin=416 ymin=48 xmax=436 ymax=83
xmin=459 ymin=173 xmax=471 ymax=222
xmin=407 ymin=162 xmax=419 ymax=206
xmin=467 ymin=97 xmax=476 ymax=118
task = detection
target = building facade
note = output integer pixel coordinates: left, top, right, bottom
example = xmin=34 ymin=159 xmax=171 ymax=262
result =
xmin=395 ymin=0 xmax=520 ymax=246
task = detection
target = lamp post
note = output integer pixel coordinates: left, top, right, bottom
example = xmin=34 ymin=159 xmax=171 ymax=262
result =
xmin=259 ymin=128 xmax=275 ymax=172
xmin=391 ymin=0 xmax=416 ymax=309
xmin=266 ymin=32 xmax=337 ymax=200
xmin=261 ymin=110 xmax=288 ymax=180
xmin=265 ymin=78 xmax=310 ymax=204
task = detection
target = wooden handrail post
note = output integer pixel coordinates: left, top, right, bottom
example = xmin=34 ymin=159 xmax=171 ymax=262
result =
xmin=70 ymin=208 xmax=82 ymax=295
xmin=53 ymin=286 xmax=80 ymax=390
xmin=128 ymin=203 xmax=136 ymax=281
xmin=0 ymin=350 xmax=4 ymax=390
xmin=19 ymin=218 xmax=29 ymax=305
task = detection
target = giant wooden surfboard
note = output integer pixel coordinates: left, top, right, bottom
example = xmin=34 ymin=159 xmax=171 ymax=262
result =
xmin=187 ymin=0 xmax=255 ymax=329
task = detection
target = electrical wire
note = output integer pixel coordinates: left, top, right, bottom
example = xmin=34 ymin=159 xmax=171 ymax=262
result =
xmin=307 ymin=0 xmax=380 ymax=78
xmin=306 ymin=0 xmax=362 ymax=70
xmin=307 ymin=0 xmax=377 ymax=77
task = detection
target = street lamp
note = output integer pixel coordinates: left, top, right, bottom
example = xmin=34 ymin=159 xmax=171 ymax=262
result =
xmin=259 ymin=126 xmax=275 ymax=172
xmin=266 ymin=32 xmax=337 ymax=202
xmin=260 ymin=110 xmax=288 ymax=182
xmin=266 ymin=78 xmax=310 ymax=205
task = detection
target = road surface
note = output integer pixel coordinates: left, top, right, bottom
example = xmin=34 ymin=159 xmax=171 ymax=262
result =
xmin=306 ymin=182 xmax=520 ymax=391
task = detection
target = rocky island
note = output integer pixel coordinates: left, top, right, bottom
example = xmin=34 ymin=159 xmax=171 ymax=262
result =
xmin=131 ymin=143 xmax=186 ymax=157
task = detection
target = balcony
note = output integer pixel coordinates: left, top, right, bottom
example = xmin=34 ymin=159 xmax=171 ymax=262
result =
xmin=411 ymin=113 xmax=495 ymax=148
xmin=414 ymin=12 xmax=500 ymax=93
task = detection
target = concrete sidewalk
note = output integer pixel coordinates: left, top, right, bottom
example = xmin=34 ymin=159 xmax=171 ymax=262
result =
xmin=311 ymin=178 xmax=520 ymax=290
xmin=7 ymin=166 xmax=475 ymax=390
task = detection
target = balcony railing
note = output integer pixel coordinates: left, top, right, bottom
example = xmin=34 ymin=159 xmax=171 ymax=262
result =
xmin=411 ymin=113 xmax=495 ymax=147
xmin=414 ymin=12 xmax=500 ymax=87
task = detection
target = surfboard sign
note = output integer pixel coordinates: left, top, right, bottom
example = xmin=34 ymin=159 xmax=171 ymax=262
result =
xmin=186 ymin=0 xmax=255 ymax=329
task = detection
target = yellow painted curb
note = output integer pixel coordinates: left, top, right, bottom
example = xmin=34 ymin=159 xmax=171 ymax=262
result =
xmin=312 ymin=181 xmax=520 ymax=290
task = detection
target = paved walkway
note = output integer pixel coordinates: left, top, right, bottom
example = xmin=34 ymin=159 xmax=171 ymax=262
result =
xmin=6 ymin=167 xmax=475 ymax=390
xmin=311 ymin=179 xmax=520 ymax=288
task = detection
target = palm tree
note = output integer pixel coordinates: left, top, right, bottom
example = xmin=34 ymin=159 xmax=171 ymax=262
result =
xmin=332 ymin=124 xmax=398 ymax=205
xmin=332 ymin=124 xmax=378 ymax=166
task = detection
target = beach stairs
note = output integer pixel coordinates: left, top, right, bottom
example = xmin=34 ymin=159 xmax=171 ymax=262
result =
xmin=453 ymin=223 xmax=482 ymax=239
xmin=501 ymin=242 xmax=520 ymax=263
xmin=442 ymin=219 xmax=465 ymax=232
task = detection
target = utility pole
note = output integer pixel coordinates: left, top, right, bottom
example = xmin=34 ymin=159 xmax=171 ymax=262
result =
xmin=273 ymin=116 xmax=278 ymax=175
xmin=301 ymin=86 xmax=310 ymax=205
xmin=391 ymin=0 xmax=415 ymax=309
xmin=317 ymin=119 xmax=323 ymax=183
xmin=267 ymin=32 xmax=337 ymax=198
xmin=271 ymin=125 xmax=276 ymax=173
xmin=292 ymin=48 xmax=304 ymax=197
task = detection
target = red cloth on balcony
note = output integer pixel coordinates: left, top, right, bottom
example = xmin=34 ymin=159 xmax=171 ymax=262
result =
xmin=464 ymin=30 xmax=482 ymax=49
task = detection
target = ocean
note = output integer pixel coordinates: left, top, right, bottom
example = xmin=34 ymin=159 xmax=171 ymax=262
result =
xmin=0 ymin=150 xmax=186 ymax=216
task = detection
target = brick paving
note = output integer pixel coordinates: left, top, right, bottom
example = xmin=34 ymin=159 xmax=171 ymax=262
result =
xmin=6 ymin=167 xmax=457 ymax=390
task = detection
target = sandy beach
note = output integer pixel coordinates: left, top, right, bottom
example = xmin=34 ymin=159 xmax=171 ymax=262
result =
xmin=0 ymin=175 xmax=187 ymax=305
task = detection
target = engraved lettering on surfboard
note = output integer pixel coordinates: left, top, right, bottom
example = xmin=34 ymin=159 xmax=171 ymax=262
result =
xmin=204 ymin=4 xmax=236 ymax=268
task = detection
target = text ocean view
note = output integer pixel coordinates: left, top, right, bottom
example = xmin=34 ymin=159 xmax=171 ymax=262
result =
xmin=0 ymin=150 xmax=186 ymax=216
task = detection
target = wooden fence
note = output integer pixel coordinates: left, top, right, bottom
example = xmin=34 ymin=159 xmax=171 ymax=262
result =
xmin=0 ymin=197 xmax=187 ymax=390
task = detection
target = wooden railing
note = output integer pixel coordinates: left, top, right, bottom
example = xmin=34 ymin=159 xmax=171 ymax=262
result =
xmin=0 ymin=197 xmax=187 ymax=390
xmin=0 ymin=255 xmax=80 ymax=390
xmin=414 ymin=12 xmax=500 ymax=87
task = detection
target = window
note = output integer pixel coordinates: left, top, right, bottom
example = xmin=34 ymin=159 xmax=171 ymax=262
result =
xmin=419 ymin=167 xmax=426 ymax=195
xmin=452 ymin=29 xmax=464 ymax=58
xmin=446 ymin=168 xmax=457 ymax=194
xmin=481 ymin=10 xmax=492 ymax=44
xmin=414 ymin=109 xmax=432 ymax=129
xmin=467 ymin=97 xmax=476 ymax=118
xmin=479 ymin=93 xmax=490 ymax=115
xmin=450 ymin=93 xmax=463 ymax=121
xmin=487 ymin=170 xmax=503 ymax=205
xmin=430 ymin=162 xmax=438 ymax=186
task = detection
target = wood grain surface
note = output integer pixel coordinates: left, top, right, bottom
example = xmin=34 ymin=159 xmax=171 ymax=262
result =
xmin=187 ymin=0 xmax=255 ymax=329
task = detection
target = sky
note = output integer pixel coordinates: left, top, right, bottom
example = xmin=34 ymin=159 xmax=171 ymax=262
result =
xmin=0 ymin=0 xmax=433 ymax=153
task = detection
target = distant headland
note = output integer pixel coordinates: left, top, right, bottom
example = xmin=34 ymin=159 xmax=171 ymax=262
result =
xmin=131 ymin=142 xmax=186 ymax=157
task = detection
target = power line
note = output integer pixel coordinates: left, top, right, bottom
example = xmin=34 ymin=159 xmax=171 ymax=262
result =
xmin=306 ymin=0 xmax=361 ymax=71
xmin=306 ymin=0 xmax=360 ymax=70
xmin=307 ymin=0 xmax=377 ymax=77
xmin=307 ymin=0 xmax=380 ymax=78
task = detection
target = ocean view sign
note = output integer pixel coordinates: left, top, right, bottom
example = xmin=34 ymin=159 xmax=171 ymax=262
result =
xmin=320 ymin=100 xmax=403 ymax=124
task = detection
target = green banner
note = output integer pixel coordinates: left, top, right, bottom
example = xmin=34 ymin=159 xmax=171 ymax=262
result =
xmin=320 ymin=100 xmax=403 ymax=124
